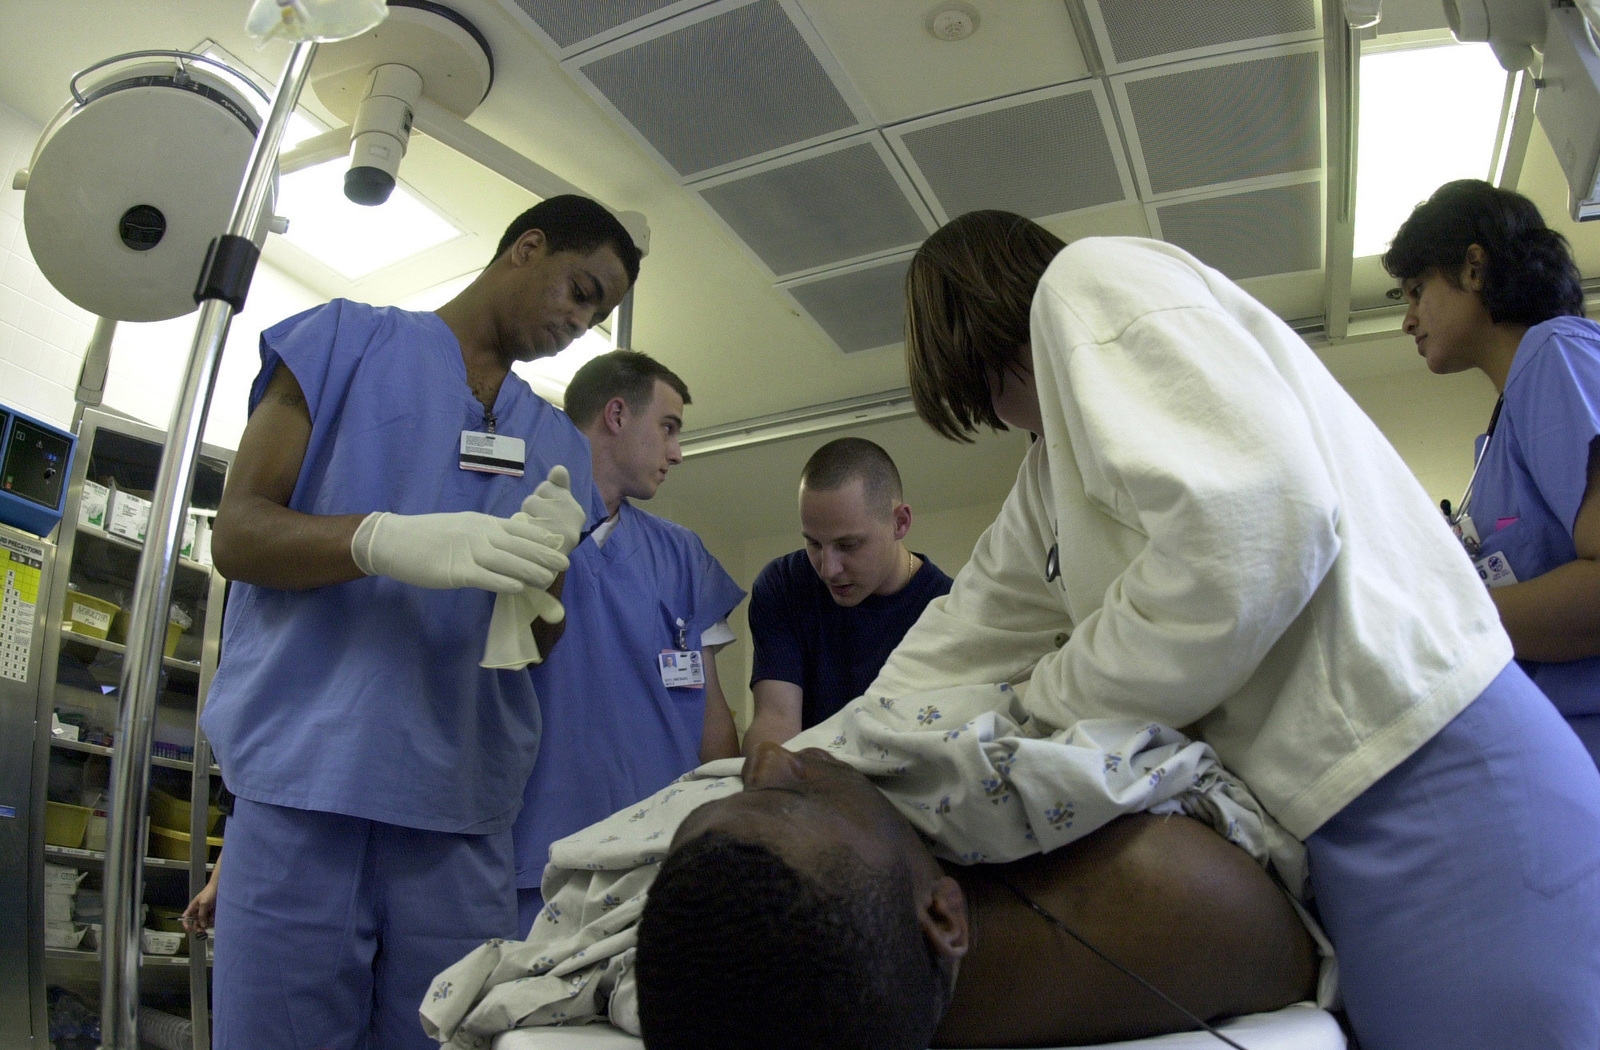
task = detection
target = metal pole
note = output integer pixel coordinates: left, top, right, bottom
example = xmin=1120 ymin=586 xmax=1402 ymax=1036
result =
xmin=98 ymin=40 xmax=319 ymax=1050
xmin=613 ymin=288 xmax=635 ymax=351
xmin=1320 ymin=7 xmax=1361 ymax=343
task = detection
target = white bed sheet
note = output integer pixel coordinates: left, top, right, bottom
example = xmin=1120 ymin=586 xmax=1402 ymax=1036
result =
xmin=492 ymin=1002 xmax=1344 ymax=1050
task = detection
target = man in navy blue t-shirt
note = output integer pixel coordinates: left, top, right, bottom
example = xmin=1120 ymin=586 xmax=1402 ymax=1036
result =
xmin=744 ymin=438 xmax=953 ymax=755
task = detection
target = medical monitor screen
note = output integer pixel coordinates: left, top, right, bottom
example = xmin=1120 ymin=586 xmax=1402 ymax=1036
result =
xmin=2 ymin=420 xmax=71 ymax=509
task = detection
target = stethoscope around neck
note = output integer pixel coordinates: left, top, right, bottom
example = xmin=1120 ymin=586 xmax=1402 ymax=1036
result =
xmin=1442 ymin=395 xmax=1504 ymax=548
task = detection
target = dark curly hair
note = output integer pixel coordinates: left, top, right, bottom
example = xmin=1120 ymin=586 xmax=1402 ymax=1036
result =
xmin=1382 ymin=179 xmax=1584 ymax=324
xmin=635 ymin=831 xmax=948 ymax=1050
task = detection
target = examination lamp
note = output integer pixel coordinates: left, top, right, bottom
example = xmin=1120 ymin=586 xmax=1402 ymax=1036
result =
xmin=1443 ymin=0 xmax=1600 ymax=220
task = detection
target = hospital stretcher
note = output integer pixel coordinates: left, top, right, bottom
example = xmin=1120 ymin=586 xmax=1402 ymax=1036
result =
xmin=492 ymin=1002 xmax=1344 ymax=1050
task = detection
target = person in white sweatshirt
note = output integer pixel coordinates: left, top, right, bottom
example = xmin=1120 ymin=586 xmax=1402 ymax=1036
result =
xmin=888 ymin=210 xmax=1600 ymax=1050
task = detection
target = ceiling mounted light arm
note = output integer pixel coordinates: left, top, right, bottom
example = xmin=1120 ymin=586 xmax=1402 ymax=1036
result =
xmin=278 ymin=123 xmax=354 ymax=174
xmin=1322 ymin=0 xmax=1362 ymax=341
xmin=1490 ymin=65 xmax=1540 ymax=188
xmin=1344 ymin=0 xmax=1383 ymax=29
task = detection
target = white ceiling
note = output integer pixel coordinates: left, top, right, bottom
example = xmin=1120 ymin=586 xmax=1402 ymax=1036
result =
xmin=1 ymin=0 xmax=1597 ymax=548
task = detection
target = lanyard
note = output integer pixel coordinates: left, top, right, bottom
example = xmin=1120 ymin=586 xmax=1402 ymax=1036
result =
xmin=1443 ymin=395 xmax=1503 ymax=528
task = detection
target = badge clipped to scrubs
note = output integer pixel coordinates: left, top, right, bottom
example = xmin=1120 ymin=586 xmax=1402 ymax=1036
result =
xmin=459 ymin=430 xmax=525 ymax=476
xmin=658 ymin=649 xmax=705 ymax=689
xmin=1475 ymin=550 xmax=1519 ymax=590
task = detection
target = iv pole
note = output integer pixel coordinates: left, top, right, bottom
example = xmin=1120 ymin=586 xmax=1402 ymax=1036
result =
xmin=96 ymin=39 xmax=320 ymax=1050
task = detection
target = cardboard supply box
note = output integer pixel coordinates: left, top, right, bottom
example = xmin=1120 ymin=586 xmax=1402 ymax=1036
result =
xmin=78 ymin=480 xmax=110 ymax=529
xmin=106 ymin=490 xmax=151 ymax=543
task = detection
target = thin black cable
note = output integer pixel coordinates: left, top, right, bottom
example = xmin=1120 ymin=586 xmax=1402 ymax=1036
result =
xmin=993 ymin=877 xmax=1250 ymax=1050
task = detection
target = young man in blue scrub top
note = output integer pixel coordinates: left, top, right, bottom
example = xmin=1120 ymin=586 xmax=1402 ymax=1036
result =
xmin=200 ymin=195 xmax=639 ymax=1050
xmin=1386 ymin=179 xmax=1600 ymax=765
xmin=513 ymin=350 xmax=744 ymax=933
xmin=743 ymin=438 xmax=952 ymax=755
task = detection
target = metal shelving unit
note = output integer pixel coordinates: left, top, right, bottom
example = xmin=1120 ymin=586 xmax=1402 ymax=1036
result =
xmin=24 ymin=408 xmax=232 ymax=1049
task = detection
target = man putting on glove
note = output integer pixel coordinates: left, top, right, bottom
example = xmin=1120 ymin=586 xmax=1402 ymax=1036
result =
xmin=200 ymin=195 xmax=640 ymax=1050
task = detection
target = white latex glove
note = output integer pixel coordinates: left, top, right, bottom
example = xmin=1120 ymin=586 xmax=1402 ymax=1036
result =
xmin=520 ymin=465 xmax=586 ymax=555
xmin=351 ymin=509 xmax=568 ymax=594
xmin=481 ymin=466 xmax=587 ymax=670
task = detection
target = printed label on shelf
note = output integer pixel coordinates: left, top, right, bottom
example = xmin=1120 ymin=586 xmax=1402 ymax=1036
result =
xmin=0 ymin=533 xmax=44 ymax=683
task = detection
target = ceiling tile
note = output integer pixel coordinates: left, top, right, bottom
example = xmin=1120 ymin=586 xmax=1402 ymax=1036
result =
xmin=567 ymin=0 xmax=870 ymax=180
xmin=693 ymin=135 xmax=932 ymax=278
xmin=779 ymin=251 xmax=914 ymax=355
xmin=1083 ymin=0 xmax=1319 ymax=72
xmin=1148 ymin=179 xmax=1323 ymax=281
xmin=1114 ymin=44 xmax=1323 ymax=199
xmin=887 ymin=81 xmax=1133 ymax=223
xmin=502 ymin=0 xmax=708 ymax=54
xmin=796 ymin=0 xmax=1088 ymax=124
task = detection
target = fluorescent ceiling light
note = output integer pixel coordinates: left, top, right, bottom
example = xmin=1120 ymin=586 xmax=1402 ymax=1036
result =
xmin=277 ymin=160 xmax=464 ymax=279
xmin=512 ymin=329 xmax=614 ymax=406
xmin=396 ymin=272 xmax=614 ymax=407
xmin=1353 ymin=41 xmax=1506 ymax=258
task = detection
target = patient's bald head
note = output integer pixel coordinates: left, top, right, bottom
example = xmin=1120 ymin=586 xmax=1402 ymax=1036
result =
xmin=635 ymin=745 xmax=968 ymax=1050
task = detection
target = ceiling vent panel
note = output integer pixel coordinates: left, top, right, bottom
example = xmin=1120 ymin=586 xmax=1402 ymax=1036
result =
xmin=503 ymin=0 xmax=710 ymax=55
xmin=693 ymin=135 xmax=934 ymax=279
xmin=1083 ymin=0 xmax=1319 ymax=72
xmin=888 ymin=82 xmax=1133 ymax=224
xmin=567 ymin=0 xmax=870 ymax=180
xmin=1148 ymin=180 xmax=1322 ymax=281
xmin=780 ymin=252 xmax=914 ymax=355
xmin=1113 ymin=45 xmax=1321 ymax=201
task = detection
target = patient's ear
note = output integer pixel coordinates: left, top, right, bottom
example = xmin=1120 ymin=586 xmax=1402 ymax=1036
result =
xmin=919 ymin=875 xmax=969 ymax=960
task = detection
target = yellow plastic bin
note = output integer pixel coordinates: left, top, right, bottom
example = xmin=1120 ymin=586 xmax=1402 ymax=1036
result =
xmin=148 ymin=824 xmax=223 ymax=862
xmin=63 ymin=592 xmax=120 ymax=641
xmin=109 ymin=611 xmax=183 ymax=657
xmin=45 ymin=801 xmax=92 ymax=847
xmin=149 ymin=787 xmax=222 ymax=835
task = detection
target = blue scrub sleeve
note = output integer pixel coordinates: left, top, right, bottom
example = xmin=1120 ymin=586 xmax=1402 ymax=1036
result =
xmin=687 ymin=544 xmax=745 ymax=650
xmin=1510 ymin=329 xmax=1600 ymax=534
xmin=748 ymin=560 xmax=805 ymax=688
xmin=249 ymin=301 xmax=354 ymax=419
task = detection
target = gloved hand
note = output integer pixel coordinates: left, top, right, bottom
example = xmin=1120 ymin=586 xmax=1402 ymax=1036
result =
xmin=351 ymin=508 xmax=568 ymax=594
xmin=520 ymin=464 xmax=586 ymax=555
xmin=481 ymin=465 xmax=588 ymax=670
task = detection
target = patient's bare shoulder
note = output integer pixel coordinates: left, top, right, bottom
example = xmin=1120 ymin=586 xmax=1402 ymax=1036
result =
xmin=934 ymin=813 xmax=1317 ymax=1048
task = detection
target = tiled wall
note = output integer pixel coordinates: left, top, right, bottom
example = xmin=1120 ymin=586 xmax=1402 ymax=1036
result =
xmin=0 ymin=100 xmax=322 ymax=449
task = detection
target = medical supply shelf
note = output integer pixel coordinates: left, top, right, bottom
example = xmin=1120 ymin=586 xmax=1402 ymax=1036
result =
xmin=45 ymin=844 xmax=217 ymax=873
xmin=51 ymin=735 xmax=222 ymax=774
xmin=75 ymin=520 xmax=215 ymax=576
xmin=16 ymin=408 xmax=233 ymax=1050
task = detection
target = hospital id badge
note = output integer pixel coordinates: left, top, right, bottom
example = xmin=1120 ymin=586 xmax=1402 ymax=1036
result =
xmin=459 ymin=431 xmax=525 ymax=476
xmin=658 ymin=649 xmax=705 ymax=689
xmin=1474 ymin=550 xmax=1519 ymax=589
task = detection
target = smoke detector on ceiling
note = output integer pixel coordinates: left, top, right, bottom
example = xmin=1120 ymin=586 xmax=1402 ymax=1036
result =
xmin=926 ymin=3 xmax=980 ymax=42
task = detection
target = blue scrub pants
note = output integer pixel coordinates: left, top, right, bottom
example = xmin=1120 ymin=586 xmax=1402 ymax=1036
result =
xmin=1306 ymin=662 xmax=1600 ymax=1050
xmin=213 ymin=798 xmax=518 ymax=1050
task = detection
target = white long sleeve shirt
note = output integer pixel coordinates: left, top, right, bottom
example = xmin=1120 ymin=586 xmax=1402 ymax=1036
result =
xmin=872 ymin=237 xmax=1512 ymax=838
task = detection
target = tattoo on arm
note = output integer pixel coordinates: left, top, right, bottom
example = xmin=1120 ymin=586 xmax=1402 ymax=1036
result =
xmin=274 ymin=389 xmax=306 ymax=408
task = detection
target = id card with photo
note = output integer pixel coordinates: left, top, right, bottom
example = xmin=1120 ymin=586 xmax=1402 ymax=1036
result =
xmin=658 ymin=649 xmax=705 ymax=689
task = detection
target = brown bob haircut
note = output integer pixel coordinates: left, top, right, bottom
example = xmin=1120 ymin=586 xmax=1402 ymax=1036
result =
xmin=904 ymin=210 xmax=1065 ymax=442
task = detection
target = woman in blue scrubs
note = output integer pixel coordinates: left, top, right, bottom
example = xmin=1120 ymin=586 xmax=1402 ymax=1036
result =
xmin=1385 ymin=179 xmax=1600 ymax=764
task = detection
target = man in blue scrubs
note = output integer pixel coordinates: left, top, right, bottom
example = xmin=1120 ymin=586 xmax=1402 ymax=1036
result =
xmin=201 ymin=196 xmax=639 ymax=1050
xmin=513 ymin=350 xmax=744 ymax=933
xmin=742 ymin=438 xmax=952 ymax=755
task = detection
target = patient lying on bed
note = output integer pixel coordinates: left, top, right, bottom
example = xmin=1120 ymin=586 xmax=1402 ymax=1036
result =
xmin=637 ymin=742 xmax=1317 ymax=1050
